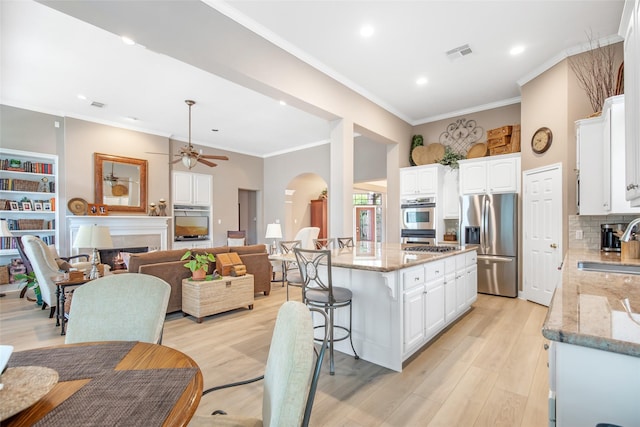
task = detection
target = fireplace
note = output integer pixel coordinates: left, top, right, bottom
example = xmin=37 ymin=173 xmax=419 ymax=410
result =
xmin=98 ymin=246 xmax=148 ymax=271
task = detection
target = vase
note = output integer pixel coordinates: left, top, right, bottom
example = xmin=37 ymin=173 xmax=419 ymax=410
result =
xmin=191 ymin=268 xmax=207 ymax=281
xmin=33 ymin=285 xmax=43 ymax=306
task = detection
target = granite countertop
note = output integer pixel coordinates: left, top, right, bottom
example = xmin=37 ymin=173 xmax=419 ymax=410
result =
xmin=269 ymin=243 xmax=476 ymax=273
xmin=542 ymin=249 xmax=640 ymax=357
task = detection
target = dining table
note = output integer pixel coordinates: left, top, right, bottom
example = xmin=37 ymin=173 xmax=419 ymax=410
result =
xmin=0 ymin=341 xmax=203 ymax=426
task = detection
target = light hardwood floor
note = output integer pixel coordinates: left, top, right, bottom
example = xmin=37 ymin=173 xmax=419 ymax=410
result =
xmin=0 ymin=283 xmax=550 ymax=426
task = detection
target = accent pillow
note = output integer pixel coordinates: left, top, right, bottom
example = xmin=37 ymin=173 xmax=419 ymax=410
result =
xmin=55 ymin=259 xmax=73 ymax=272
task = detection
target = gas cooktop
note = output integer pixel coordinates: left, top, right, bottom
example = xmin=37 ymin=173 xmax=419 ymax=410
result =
xmin=404 ymin=245 xmax=458 ymax=253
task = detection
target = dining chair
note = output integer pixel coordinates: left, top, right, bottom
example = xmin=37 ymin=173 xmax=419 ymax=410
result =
xmin=313 ymin=237 xmax=335 ymax=250
xmin=64 ymin=273 xmax=171 ymax=344
xmin=227 ymin=230 xmax=246 ymax=246
xmin=337 ymin=237 xmax=354 ymax=248
xmin=293 ymin=248 xmax=359 ymax=375
xmin=191 ymin=301 xmax=328 ymax=427
xmin=293 ymin=227 xmax=320 ymax=250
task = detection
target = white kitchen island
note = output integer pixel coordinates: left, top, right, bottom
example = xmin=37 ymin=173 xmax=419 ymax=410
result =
xmin=306 ymin=243 xmax=478 ymax=372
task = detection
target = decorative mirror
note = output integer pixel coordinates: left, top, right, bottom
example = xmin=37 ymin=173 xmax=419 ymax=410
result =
xmin=94 ymin=153 xmax=148 ymax=213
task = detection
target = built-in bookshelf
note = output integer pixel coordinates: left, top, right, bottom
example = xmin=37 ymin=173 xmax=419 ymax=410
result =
xmin=0 ymin=148 xmax=59 ymax=264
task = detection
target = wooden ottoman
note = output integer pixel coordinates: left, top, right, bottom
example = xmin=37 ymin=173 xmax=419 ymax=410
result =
xmin=182 ymin=274 xmax=254 ymax=323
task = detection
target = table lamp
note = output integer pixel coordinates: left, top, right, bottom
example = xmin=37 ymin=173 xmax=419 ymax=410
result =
xmin=73 ymin=225 xmax=113 ymax=279
xmin=265 ymin=223 xmax=282 ymax=255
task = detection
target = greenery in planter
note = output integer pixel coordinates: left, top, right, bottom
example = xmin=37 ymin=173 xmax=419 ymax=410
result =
xmin=438 ymin=146 xmax=465 ymax=169
xmin=181 ymin=251 xmax=216 ymax=274
xmin=15 ymin=271 xmax=42 ymax=305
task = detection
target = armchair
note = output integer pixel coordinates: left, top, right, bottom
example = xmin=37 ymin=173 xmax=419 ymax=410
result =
xmin=20 ymin=235 xmax=63 ymax=318
xmin=227 ymin=230 xmax=246 ymax=246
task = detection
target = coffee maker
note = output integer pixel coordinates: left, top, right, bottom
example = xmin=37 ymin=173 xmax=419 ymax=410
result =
xmin=601 ymin=223 xmax=627 ymax=252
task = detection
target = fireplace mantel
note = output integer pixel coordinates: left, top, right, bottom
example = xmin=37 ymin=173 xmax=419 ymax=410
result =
xmin=67 ymin=216 xmax=170 ymax=255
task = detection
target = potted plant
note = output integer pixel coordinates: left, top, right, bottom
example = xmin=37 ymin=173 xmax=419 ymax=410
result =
xmin=14 ymin=271 xmax=42 ymax=305
xmin=181 ymin=250 xmax=216 ymax=281
xmin=439 ymin=146 xmax=465 ymax=169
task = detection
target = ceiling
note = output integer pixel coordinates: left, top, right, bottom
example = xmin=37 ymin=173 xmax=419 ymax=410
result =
xmin=1 ymin=1 xmax=625 ymax=158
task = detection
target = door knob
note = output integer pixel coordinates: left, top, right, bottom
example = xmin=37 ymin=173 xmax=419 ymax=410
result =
xmin=550 ymin=243 xmax=557 ymax=249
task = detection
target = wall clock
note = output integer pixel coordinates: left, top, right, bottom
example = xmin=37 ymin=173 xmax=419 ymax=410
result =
xmin=531 ymin=127 xmax=552 ymax=154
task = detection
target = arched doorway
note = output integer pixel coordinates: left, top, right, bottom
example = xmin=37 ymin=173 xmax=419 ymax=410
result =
xmin=284 ymin=173 xmax=327 ymax=240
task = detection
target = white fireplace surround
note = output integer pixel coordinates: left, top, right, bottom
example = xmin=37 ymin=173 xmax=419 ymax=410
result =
xmin=67 ymin=216 xmax=170 ymax=256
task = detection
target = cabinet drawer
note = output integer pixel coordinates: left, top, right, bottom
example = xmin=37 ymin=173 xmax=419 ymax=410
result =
xmin=465 ymin=251 xmax=477 ymax=266
xmin=403 ymin=267 xmax=425 ymax=290
xmin=425 ymin=261 xmax=444 ymax=281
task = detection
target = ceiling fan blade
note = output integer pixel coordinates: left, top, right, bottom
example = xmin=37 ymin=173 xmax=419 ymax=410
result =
xmin=171 ymin=158 xmax=183 ymax=164
xmin=199 ymin=155 xmax=229 ymax=160
xmin=145 ymin=151 xmax=170 ymax=155
xmin=198 ymin=158 xmax=218 ymax=167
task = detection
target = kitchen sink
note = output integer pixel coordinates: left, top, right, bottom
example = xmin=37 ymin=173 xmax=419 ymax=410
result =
xmin=577 ymin=261 xmax=640 ymax=275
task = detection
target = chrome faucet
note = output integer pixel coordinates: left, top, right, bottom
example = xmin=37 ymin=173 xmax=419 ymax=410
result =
xmin=620 ymin=218 xmax=640 ymax=242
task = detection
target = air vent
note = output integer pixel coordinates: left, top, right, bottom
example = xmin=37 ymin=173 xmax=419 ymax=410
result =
xmin=90 ymin=101 xmax=105 ymax=108
xmin=446 ymin=44 xmax=473 ymax=60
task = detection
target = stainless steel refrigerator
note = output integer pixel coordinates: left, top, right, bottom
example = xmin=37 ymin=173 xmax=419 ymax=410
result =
xmin=460 ymin=193 xmax=518 ymax=297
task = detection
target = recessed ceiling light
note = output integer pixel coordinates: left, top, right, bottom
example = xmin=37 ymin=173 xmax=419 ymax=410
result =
xmin=510 ymin=45 xmax=525 ymax=55
xmin=360 ymin=25 xmax=374 ymax=38
xmin=279 ymin=100 xmax=287 ymax=106
xmin=416 ymin=77 xmax=428 ymax=86
xmin=77 ymin=94 xmax=87 ymax=100
xmin=121 ymin=36 xmax=136 ymax=46
xmin=125 ymin=116 xmax=138 ymax=121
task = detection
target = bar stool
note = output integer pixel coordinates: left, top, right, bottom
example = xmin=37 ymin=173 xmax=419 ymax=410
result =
xmin=313 ymin=238 xmax=335 ymax=250
xmin=293 ymin=247 xmax=359 ymax=375
xmin=337 ymin=237 xmax=354 ymax=248
xmin=280 ymin=240 xmax=302 ymax=300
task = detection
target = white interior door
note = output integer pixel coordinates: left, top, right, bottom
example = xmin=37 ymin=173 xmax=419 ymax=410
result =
xmin=523 ymin=163 xmax=562 ymax=306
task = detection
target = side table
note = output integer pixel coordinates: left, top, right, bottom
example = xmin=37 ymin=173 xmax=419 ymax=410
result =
xmin=54 ymin=277 xmax=91 ymax=335
xmin=182 ymin=274 xmax=254 ymax=323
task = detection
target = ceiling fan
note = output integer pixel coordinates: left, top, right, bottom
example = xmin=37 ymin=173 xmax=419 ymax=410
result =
xmin=174 ymin=100 xmax=229 ymax=169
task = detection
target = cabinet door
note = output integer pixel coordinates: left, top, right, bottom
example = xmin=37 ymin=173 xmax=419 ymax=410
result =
xmin=577 ymin=118 xmax=607 ymax=214
xmin=193 ymin=173 xmax=212 ymax=205
xmin=417 ymin=166 xmax=438 ymax=195
xmin=459 ymin=161 xmax=487 ymax=194
xmin=456 ymin=269 xmax=466 ymax=312
xmin=400 ymin=168 xmax=418 ymax=195
xmin=403 ymin=286 xmax=425 ymax=352
xmin=173 ymin=172 xmax=193 ymax=205
xmin=487 ymin=157 xmax=518 ymax=193
xmin=425 ymin=277 xmax=445 ymax=338
xmin=625 ymin=4 xmax=640 ymax=202
xmin=465 ymin=265 xmax=478 ymax=306
xmin=444 ymin=273 xmax=457 ymax=322
xmin=443 ymin=168 xmax=460 ymax=218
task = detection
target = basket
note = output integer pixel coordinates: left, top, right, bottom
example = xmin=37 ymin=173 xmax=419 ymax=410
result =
xmin=12 ymin=179 xmax=40 ymax=192
xmin=0 ymin=266 xmax=9 ymax=285
xmin=17 ymin=219 xmax=45 ymax=230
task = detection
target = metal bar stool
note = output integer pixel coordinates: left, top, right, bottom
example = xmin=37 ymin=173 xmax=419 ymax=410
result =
xmin=337 ymin=237 xmax=354 ymax=248
xmin=293 ymin=247 xmax=359 ymax=375
xmin=280 ymin=240 xmax=302 ymax=299
xmin=313 ymin=238 xmax=335 ymax=250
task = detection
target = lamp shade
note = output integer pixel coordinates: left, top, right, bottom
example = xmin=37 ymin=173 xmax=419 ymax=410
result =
xmin=73 ymin=225 xmax=113 ymax=249
xmin=0 ymin=220 xmax=14 ymax=237
xmin=265 ymin=223 xmax=282 ymax=239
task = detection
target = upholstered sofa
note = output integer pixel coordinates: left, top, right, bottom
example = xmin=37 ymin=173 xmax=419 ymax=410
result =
xmin=126 ymin=245 xmax=272 ymax=313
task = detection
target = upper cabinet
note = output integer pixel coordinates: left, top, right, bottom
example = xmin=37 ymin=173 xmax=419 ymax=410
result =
xmin=0 ymin=148 xmax=59 ymax=260
xmin=458 ymin=153 xmax=521 ymax=195
xmin=400 ymin=165 xmax=441 ymax=196
xmin=442 ymin=168 xmax=460 ymax=219
xmin=172 ymin=171 xmax=212 ymax=206
xmin=578 ymin=96 xmax=640 ymax=215
xmin=622 ymin=0 xmax=640 ymax=203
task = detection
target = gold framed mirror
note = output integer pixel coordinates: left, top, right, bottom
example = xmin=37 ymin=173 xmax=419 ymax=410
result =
xmin=94 ymin=153 xmax=148 ymax=213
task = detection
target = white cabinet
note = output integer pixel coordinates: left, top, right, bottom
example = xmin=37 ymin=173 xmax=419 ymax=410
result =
xmin=172 ymin=171 xmax=212 ymax=206
xmin=622 ymin=0 xmax=640 ymax=203
xmin=442 ymin=168 xmax=459 ymax=219
xmin=400 ymin=164 xmax=441 ymax=196
xmin=578 ymin=96 xmax=640 ymax=214
xmin=424 ymin=262 xmax=445 ymax=338
xmin=550 ymin=341 xmax=640 ymax=426
xmin=0 ymin=149 xmax=59 ymax=265
xmin=465 ymin=251 xmax=478 ymax=306
xmin=458 ymin=154 xmax=520 ymax=195
xmin=403 ymin=266 xmax=427 ymax=352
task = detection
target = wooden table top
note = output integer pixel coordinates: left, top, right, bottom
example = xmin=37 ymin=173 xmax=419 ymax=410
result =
xmin=3 ymin=341 xmax=203 ymax=427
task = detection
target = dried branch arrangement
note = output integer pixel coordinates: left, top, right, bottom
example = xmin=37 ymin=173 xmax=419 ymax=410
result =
xmin=569 ymin=33 xmax=617 ymax=114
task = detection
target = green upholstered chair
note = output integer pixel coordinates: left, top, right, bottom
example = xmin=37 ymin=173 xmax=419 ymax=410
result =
xmin=191 ymin=301 xmax=326 ymax=427
xmin=64 ymin=273 xmax=170 ymax=344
